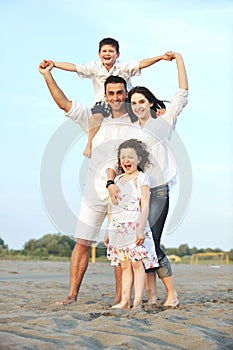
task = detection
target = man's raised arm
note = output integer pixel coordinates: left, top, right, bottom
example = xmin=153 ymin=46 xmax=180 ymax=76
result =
xmin=38 ymin=60 xmax=72 ymax=113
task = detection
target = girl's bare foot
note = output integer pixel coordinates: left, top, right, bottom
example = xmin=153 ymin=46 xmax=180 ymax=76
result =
xmin=132 ymin=301 xmax=142 ymax=310
xmin=111 ymin=302 xmax=130 ymax=309
xmin=143 ymin=302 xmax=158 ymax=311
xmin=132 ymin=304 xmax=142 ymax=310
xmin=55 ymin=295 xmax=77 ymax=305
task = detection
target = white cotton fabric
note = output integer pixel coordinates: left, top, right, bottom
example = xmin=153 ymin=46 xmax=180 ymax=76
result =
xmin=75 ymin=60 xmax=141 ymax=102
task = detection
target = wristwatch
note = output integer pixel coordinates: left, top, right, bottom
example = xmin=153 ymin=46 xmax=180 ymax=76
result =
xmin=106 ymin=180 xmax=115 ymax=188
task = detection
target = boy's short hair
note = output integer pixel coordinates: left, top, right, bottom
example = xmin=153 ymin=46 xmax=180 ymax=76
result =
xmin=99 ymin=38 xmax=119 ymax=53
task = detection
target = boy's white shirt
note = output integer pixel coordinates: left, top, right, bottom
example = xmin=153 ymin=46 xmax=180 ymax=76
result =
xmin=75 ymin=60 xmax=141 ymax=102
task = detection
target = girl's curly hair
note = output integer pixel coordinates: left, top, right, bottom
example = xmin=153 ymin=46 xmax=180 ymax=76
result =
xmin=117 ymin=139 xmax=151 ymax=173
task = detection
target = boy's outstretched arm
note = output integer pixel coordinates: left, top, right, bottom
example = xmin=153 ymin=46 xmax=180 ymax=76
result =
xmin=139 ymin=52 xmax=174 ymax=69
xmin=43 ymin=59 xmax=77 ymax=72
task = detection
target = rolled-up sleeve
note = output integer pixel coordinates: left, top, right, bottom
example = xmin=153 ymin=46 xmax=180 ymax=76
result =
xmin=118 ymin=61 xmax=141 ymax=77
xmin=75 ymin=62 xmax=93 ymax=79
xmin=164 ymin=88 xmax=188 ymax=127
xmin=65 ymin=101 xmax=92 ymax=132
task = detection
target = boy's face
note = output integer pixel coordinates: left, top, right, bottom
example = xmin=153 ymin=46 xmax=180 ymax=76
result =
xmin=98 ymin=44 xmax=120 ymax=68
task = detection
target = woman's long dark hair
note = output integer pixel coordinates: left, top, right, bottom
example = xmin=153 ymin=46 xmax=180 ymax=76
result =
xmin=127 ymin=86 xmax=166 ymax=122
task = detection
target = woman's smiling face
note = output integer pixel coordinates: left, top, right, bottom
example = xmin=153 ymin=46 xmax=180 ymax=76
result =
xmin=130 ymin=92 xmax=153 ymax=123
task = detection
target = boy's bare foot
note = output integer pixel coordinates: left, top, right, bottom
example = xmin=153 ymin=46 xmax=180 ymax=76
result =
xmin=83 ymin=144 xmax=92 ymax=158
xmin=55 ymin=295 xmax=77 ymax=305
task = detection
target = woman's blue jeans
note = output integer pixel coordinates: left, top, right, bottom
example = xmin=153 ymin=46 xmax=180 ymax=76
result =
xmin=148 ymin=184 xmax=169 ymax=262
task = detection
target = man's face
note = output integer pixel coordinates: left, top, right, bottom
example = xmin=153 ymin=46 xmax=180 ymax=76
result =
xmin=105 ymin=83 xmax=127 ymax=114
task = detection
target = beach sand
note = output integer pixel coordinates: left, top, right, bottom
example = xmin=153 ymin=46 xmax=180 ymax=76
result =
xmin=0 ymin=260 xmax=232 ymax=349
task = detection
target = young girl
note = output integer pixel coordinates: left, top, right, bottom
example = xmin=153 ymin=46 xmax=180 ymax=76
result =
xmin=104 ymin=139 xmax=159 ymax=309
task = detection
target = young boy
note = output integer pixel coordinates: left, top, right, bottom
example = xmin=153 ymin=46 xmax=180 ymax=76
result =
xmin=46 ymin=37 xmax=170 ymax=102
xmin=43 ymin=38 xmax=171 ymax=157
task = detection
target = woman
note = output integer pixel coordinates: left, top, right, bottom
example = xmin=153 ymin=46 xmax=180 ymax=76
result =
xmin=108 ymin=52 xmax=188 ymax=308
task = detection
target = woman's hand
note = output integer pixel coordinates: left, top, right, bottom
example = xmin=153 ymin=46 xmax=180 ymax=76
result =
xmin=104 ymin=231 xmax=109 ymax=247
xmin=164 ymin=51 xmax=177 ymax=60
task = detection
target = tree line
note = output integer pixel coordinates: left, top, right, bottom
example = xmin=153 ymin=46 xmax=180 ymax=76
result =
xmin=0 ymin=234 xmax=232 ymax=260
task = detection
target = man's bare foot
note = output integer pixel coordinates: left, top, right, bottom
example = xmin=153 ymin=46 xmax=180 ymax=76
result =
xmin=55 ymin=295 xmax=77 ymax=305
xmin=112 ymin=297 xmax=121 ymax=306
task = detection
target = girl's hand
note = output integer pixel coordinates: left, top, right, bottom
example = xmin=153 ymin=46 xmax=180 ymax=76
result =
xmin=135 ymin=230 xmax=145 ymax=246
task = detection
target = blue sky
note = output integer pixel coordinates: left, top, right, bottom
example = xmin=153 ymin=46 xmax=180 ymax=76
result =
xmin=1 ymin=0 xmax=232 ymax=251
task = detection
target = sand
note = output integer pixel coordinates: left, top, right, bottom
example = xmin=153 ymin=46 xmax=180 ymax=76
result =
xmin=0 ymin=260 xmax=232 ymax=350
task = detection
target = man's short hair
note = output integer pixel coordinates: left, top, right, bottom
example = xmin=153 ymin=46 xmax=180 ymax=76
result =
xmin=104 ymin=75 xmax=127 ymax=93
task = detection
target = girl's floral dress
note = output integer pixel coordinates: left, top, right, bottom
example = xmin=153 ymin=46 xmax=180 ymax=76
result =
xmin=107 ymin=172 xmax=159 ymax=270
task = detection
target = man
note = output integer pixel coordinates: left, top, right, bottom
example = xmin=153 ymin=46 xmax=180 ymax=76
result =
xmin=39 ymin=61 xmax=132 ymax=304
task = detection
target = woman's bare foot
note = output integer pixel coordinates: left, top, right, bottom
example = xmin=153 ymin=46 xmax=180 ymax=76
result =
xmin=55 ymin=295 xmax=77 ymax=305
xmin=163 ymin=298 xmax=179 ymax=309
xmin=163 ymin=290 xmax=179 ymax=308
